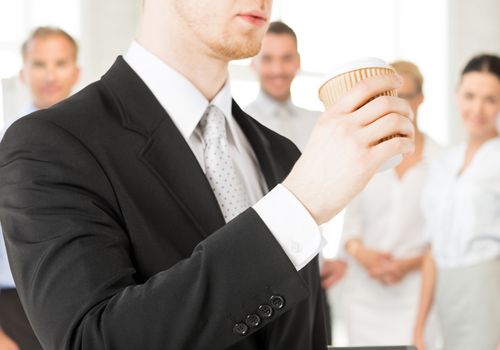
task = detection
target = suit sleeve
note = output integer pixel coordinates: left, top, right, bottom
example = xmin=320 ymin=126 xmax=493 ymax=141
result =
xmin=0 ymin=117 xmax=311 ymax=350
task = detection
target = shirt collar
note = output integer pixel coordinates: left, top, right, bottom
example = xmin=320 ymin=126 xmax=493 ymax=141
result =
xmin=23 ymin=104 xmax=38 ymax=115
xmin=123 ymin=41 xmax=234 ymax=141
xmin=255 ymin=90 xmax=296 ymax=116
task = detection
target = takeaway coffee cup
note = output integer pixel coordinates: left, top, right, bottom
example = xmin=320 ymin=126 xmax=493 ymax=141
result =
xmin=318 ymin=57 xmax=402 ymax=171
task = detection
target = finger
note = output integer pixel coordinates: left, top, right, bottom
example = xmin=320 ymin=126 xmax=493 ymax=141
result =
xmin=383 ymin=264 xmax=399 ymax=274
xmin=370 ymin=134 xmax=415 ymax=166
xmin=376 ymin=252 xmax=393 ymax=261
xmin=320 ymin=263 xmax=335 ymax=278
xmin=370 ymin=267 xmax=385 ymax=277
xmin=375 ymin=275 xmax=389 ymax=284
xmin=320 ymin=268 xmax=332 ymax=279
xmin=329 ymin=73 xmax=403 ymax=114
xmin=321 ymin=272 xmax=343 ymax=289
xmin=381 ymin=252 xmax=393 ymax=259
xmin=353 ymin=95 xmax=414 ymax=126
xmin=362 ymin=113 xmax=415 ymax=148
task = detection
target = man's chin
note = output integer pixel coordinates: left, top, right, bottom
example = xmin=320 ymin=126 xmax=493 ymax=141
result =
xmin=38 ymin=98 xmax=64 ymax=109
xmin=263 ymin=90 xmax=289 ymax=102
xmin=214 ymin=40 xmax=261 ymax=61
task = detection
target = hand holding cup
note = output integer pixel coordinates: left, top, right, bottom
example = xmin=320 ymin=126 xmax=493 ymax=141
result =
xmin=283 ymin=60 xmax=415 ymax=225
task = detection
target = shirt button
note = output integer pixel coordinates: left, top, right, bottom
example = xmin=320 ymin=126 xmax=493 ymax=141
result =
xmin=257 ymin=304 xmax=273 ymax=319
xmin=269 ymin=295 xmax=285 ymax=310
xmin=245 ymin=314 xmax=261 ymax=328
xmin=233 ymin=323 xmax=248 ymax=336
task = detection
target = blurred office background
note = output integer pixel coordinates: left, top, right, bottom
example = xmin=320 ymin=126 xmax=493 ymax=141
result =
xmin=1 ymin=0 xmax=499 ymax=259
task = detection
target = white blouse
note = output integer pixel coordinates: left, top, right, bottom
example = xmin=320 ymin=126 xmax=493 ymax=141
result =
xmin=422 ymin=137 xmax=500 ymax=269
xmin=342 ymin=136 xmax=440 ymax=259
xmin=336 ymin=136 xmax=442 ymax=345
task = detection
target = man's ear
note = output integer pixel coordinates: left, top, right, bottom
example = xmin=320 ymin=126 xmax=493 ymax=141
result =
xmin=73 ymin=66 xmax=81 ymax=86
xmin=416 ymin=93 xmax=424 ymax=105
xmin=19 ymin=68 xmax=26 ymax=85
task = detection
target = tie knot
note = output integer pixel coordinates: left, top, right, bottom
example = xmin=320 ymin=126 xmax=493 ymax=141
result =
xmin=200 ymin=105 xmax=227 ymax=142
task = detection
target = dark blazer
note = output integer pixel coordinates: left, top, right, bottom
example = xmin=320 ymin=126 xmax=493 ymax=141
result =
xmin=0 ymin=57 xmax=328 ymax=350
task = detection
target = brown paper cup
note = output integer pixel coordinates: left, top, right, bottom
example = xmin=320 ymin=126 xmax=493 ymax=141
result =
xmin=319 ymin=67 xmax=397 ymax=109
xmin=318 ymin=58 xmax=402 ymax=171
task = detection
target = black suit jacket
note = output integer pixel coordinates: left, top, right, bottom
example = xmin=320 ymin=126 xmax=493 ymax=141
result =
xmin=0 ymin=57 xmax=327 ymax=350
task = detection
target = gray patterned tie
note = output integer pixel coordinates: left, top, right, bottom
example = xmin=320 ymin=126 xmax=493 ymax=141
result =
xmin=200 ymin=105 xmax=251 ymax=222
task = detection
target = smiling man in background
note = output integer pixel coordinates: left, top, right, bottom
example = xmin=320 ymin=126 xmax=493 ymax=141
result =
xmin=246 ymin=21 xmax=318 ymax=150
xmin=19 ymin=26 xmax=80 ymax=115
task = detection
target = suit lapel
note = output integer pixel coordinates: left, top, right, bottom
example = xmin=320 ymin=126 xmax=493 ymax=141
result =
xmin=101 ymin=57 xmax=225 ymax=238
xmin=232 ymin=102 xmax=290 ymax=189
xmin=139 ymin=119 xmax=227 ymax=238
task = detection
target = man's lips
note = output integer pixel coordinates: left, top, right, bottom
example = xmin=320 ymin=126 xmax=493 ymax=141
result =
xmin=238 ymin=11 xmax=268 ymax=26
xmin=41 ymin=86 xmax=62 ymax=95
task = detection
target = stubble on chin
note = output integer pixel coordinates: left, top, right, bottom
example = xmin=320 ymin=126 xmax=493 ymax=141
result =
xmin=211 ymin=32 xmax=263 ymax=61
xmin=173 ymin=1 xmax=266 ymax=61
xmin=212 ymin=40 xmax=261 ymax=61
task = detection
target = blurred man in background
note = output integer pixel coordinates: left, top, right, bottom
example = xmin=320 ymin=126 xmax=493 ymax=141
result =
xmin=0 ymin=26 xmax=79 ymax=350
xmin=246 ymin=21 xmax=317 ymax=150
xmin=18 ymin=26 xmax=80 ymax=115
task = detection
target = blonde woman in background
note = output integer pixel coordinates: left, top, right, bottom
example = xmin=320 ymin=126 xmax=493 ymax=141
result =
xmin=414 ymin=53 xmax=500 ymax=350
xmin=336 ymin=61 xmax=441 ymax=347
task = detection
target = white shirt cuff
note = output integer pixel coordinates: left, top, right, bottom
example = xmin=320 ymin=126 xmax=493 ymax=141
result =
xmin=253 ymin=184 xmax=324 ymax=271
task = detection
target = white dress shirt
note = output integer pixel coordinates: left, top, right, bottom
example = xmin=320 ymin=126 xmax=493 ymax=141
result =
xmin=423 ymin=136 xmax=500 ymax=269
xmin=124 ymin=42 xmax=322 ymax=270
xmin=0 ymin=234 xmax=15 ymax=289
xmin=245 ymin=91 xmax=319 ymax=151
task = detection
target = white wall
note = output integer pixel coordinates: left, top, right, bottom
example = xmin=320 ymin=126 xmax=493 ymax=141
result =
xmin=79 ymin=0 xmax=140 ymax=85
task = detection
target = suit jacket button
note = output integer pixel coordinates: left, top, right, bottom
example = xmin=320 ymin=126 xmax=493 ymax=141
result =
xmin=245 ymin=314 xmax=261 ymax=328
xmin=233 ymin=323 xmax=248 ymax=336
xmin=257 ymin=304 xmax=273 ymax=319
xmin=269 ymin=295 xmax=285 ymax=310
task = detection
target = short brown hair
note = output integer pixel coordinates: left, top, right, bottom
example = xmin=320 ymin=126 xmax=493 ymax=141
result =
xmin=267 ymin=21 xmax=297 ymax=46
xmin=21 ymin=27 xmax=79 ymax=61
xmin=391 ymin=60 xmax=423 ymax=94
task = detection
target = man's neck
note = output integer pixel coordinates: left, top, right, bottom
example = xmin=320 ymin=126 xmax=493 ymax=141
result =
xmin=136 ymin=6 xmax=228 ymax=101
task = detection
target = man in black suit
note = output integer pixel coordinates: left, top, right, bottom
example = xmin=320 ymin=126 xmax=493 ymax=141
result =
xmin=0 ymin=0 xmax=415 ymax=349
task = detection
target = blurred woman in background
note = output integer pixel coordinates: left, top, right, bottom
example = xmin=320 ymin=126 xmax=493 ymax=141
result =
xmin=414 ymin=53 xmax=500 ymax=350
xmin=337 ymin=60 xmax=441 ymax=347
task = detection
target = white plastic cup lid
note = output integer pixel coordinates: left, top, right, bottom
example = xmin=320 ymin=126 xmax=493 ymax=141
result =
xmin=323 ymin=57 xmax=392 ymax=83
